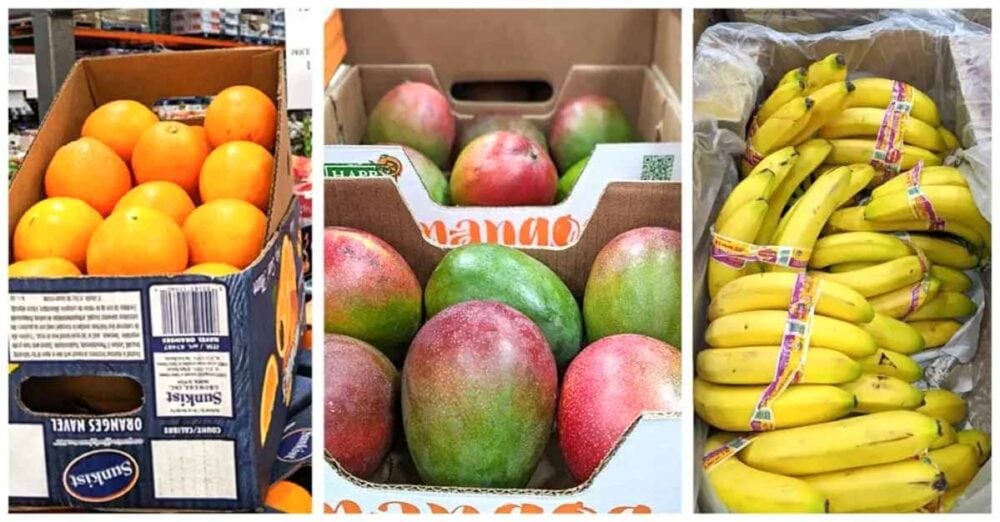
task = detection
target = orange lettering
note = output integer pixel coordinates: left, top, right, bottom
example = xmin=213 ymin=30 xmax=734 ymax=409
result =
xmin=483 ymin=219 xmax=516 ymax=245
xmin=327 ymin=500 xmax=362 ymax=513
xmin=378 ymin=501 xmax=421 ymax=514
xmin=427 ymin=503 xmax=479 ymax=514
xmin=552 ymin=215 xmax=582 ymax=247
xmin=452 ymin=220 xmax=481 ymax=245
xmin=554 ymin=501 xmax=597 ymax=514
xmin=610 ymin=505 xmax=652 ymax=514
xmin=420 ymin=220 xmax=449 ymax=245
xmin=496 ymin=503 xmax=544 ymax=514
xmin=519 ymin=217 xmax=549 ymax=247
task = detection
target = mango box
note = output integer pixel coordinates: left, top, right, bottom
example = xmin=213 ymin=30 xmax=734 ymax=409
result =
xmin=7 ymin=48 xmax=305 ymax=512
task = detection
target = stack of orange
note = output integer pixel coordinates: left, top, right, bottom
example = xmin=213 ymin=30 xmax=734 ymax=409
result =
xmin=10 ymin=86 xmax=279 ymax=278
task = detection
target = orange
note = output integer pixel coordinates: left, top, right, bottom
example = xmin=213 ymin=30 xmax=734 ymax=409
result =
xmin=44 ymin=137 xmax=133 ymax=216
xmin=184 ymin=263 xmax=240 ymax=276
xmin=183 ymin=199 xmax=267 ymax=269
xmin=204 ymin=85 xmax=277 ymax=150
xmin=9 ymin=258 xmax=82 ymax=278
xmin=190 ymin=125 xmax=210 ymax=149
xmin=13 ymin=197 xmax=103 ymax=270
xmin=199 ymin=141 xmax=275 ymax=210
xmin=131 ymin=121 xmax=210 ymax=196
xmin=86 ymin=207 xmax=189 ymax=275
xmin=81 ymin=99 xmax=159 ymax=163
xmin=114 ymin=181 xmax=196 ymax=226
xmin=275 ymin=234 xmax=299 ymax=364
xmin=260 ymin=354 xmax=278 ymax=446
xmin=265 ymin=480 xmax=311 ymax=514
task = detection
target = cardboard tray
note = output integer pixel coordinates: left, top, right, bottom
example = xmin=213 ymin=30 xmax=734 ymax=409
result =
xmin=7 ymin=48 xmax=305 ymax=512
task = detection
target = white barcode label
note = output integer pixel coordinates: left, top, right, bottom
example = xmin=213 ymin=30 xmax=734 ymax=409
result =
xmin=150 ymin=284 xmax=229 ymax=337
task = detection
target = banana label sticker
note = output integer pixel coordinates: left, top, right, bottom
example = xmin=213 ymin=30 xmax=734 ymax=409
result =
xmin=871 ymin=80 xmax=914 ymax=183
xmin=710 ymin=227 xmax=810 ymax=270
xmin=702 ymin=434 xmax=755 ymax=472
xmin=893 ymin=230 xmax=934 ymax=315
xmin=903 ymin=162 xmax=947 ymax=231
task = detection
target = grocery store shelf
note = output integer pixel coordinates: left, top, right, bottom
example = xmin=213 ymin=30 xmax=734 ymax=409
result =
xmin=73 ymin=28 xmax=251 ymax=48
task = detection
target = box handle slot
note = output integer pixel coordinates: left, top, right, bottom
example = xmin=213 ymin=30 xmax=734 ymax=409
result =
xmin=19 ymin=376 xmax=144 ymax=415
xmin=450 ymin=79 xmax=553 ymax=103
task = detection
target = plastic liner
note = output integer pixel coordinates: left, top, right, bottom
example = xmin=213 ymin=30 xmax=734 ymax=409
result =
xmin=693 ymin=12 xmax=991 ymax=513
xmin=724 ymin=9 xmax=991 ymax=35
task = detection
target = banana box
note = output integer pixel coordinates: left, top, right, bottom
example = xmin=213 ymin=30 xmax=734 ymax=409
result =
xmin=7 ymin=48 xmax=305 ymax=512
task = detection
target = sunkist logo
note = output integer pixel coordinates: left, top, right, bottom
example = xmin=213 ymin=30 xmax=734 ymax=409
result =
xmin=324 ymin=155 xmax=402 ymax=179
xmin=166 ymin=391 xmax=224 ymax=407
xmin=277 ymin=428 xmax=311 ymax=462
xmin=420 ymin=215 xmax=583 ymax=248
xmin=63 ymin=449 xmax=139 ymax=503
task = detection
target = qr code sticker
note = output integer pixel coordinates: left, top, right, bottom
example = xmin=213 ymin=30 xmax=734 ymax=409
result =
xmin=642 ymin=154 xmax=674 ymax=180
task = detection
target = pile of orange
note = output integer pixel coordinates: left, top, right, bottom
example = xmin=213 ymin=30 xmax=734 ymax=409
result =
xmin=10 ymin=85 xmax=279 ymax=278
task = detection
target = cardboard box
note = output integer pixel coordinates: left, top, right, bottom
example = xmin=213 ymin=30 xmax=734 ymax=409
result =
xmin=322 ymin=10 xmax=682 ymax=512
xmin=7 ymin=48 xmax=305 ymax=512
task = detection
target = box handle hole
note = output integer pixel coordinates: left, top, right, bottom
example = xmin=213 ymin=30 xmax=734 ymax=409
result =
xmin=450 ymin=80 xmax=554 ymax=103
xmin=19 ymin=376 xmax=144 ymax=415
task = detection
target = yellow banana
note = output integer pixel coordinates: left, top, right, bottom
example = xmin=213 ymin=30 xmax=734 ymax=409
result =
xmin=768 ymin=166 xmax=851 ymax=273
xmin=697 ymin=346 xmax=861 ymax=385
xmin=740 ymin=410 xmax=941 ymax=476
xmin=935 ymin=482 xmax=968 ymax=512
xmin=857 ymin=349 xmax=924 ymax=382
xmin=819 ymin=107 xmax=947 ymax=151
xmin=956 ymin=429 xmax=991 ymax=466
xmin=928 ymin=444 xmax=979 ymax=489
xmin=931 ymin=419 xmax=958 ymax=450
xmin=715 ymin=170 xmax=775 ymax=227
xmin=804 ymin=53 xmax=847 ymax=94
xmin=790 ymin=81 xmax=856 ymax=145
xmin=840 ymin=374 xmax=924 ymax=413
xmin=848 ymin=77 xmax=942 ymax=127
xmin=828 ymin=261 xmax=877 ymax=272
xmin=865 ymin=186 xmax=990 ymax=232
xmin=871 ymin=166 xmax=969 ymax=199
xmin=861 ymin=312 xmax=926 ymax=355
xmin=826 ymin=139 xmax=942 ymax=169
xmin=756 ymin=79 xmax=807 ymax=125
xmin=930 ymin=265 xmax=972 ymax=293
xmin=705 ymin=310 xmax=877 ymax=358
xmin=906 ymin=291 xmax=976 ymax=321
xmin=868 ymin=278 xmax=942 ymax=319
xmin=811 ymin=255 xmax=926 ymax=297
xmin=703 ymin=432 xmax=829 ymax=513
xmin=937 ymin=126 xmax=961 ymax=152
xmin=694 ymin=378 xmax=855 ymax=431
xmin=749 ymin=96 xmax=815 ymax=157
xmin=708 ymin=272 xmax=874 ymax=323
xmin=755 ymin=139 xmax=832 ymax=243
xmin=803 ymin=458 xmax=946 ymax=513
xmin=901 ymin=234 xmax=978 ymax=270
xmin=908 ymin=320 xmax=962 ymax=349
xmin=916 ymin=389 xmax=967 ymax=426
xmin=745 ymin=146 xmax=799 ymax=181
xmin=835 ymin=163 xmax=875 ymax=208
xmin=709 ymin=199 xmax=769 ymax=299
xmin=778 ymin=66 xmax=807 ymax=87
xmin=810 ymin=232 xmax=911 ymax=268
xmin=826 ymin=206 xmax=985 ymax=249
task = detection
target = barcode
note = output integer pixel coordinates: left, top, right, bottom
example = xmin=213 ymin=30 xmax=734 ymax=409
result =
xmin=151 ymin=285 xmax=229 ymax=337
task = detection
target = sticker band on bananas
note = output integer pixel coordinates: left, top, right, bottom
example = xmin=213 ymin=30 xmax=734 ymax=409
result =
xmin=892 ymin=231 xmax=934 ymax=315
xmin=870 ymin=81 xmax=915 ymax=185
xmin=742 ymin=119 xmax=764 ymax=168
xmin=749 ymin=273 xmax=820 ymax=432
xmin=702 ymin=434 xmax=755 ymax=472
xmin=710 ymin=228 xmax=811 ymax=270
xmin=904 ymin=162 xmax=947 ymax=231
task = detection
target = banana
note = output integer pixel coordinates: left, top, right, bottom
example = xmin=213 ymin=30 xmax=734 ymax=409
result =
xmin=778 ymin=66 xmax=808 ymax=88
xmin=811 ymin=255 xmax=926 ymax=297
xmin=819 ymin=107 xmax=947 ymax=151
xmin=848 ymin=77 xmax=942 ymax=127
xmin=908 ymin=320 xmax=962 ymax=349
xmin=756 ymin=79 xmax=807 ymax=125
xmin=857 ymin=349 xmax=924 ymax=382
xmin=840 ymin=374 xmax=924 ymax=413
xmin=826 ymin=206 xmax=986 ymax=249
xmin=755 ymin=139 xmax=832 ymax=243
xmin=938 ymin=126 xmax=961 ymax=151
xmin=739 ymin=410 xmax=941 ymax=476
xmin=930 ymin=266 xmax=972 ymax=293
xmin=828 ymin=261 xmax=877 ymax=272
xmin=956 ymin=429 xmax=991 ymax=466
xmin=868 ymin=278 xmax=942 ymax=319
xmin=715 ymin=170 xmax=775 ymax=228
xmin=935 ymin=482 xmax=968 ymax=512
xmin=861 ymin=312 xmax=926 ymax=355
xmin=835 ymin=163 xmax=875 ymax=207
xmin=790 ymin=81 xmax=856 ymax=145
xmin=749 ymin=97 xmax=815 ymax=157
xmin=709 ymin=199 xmax=769 ymax=299
xmin=745 ymin=146 xmax=799 ymax=181
xmin=826 ymin=139 xmax=942 ymax=169
xmin=810 ymin=232 xmax=911 ymax=268
xmin=697 ymin=346 xmax=862 ymax=385
xmin=708 ymin=272 xmax=874 ymax=323
xmin=906 ymin=291 xmax=976 ymax=321
xmin=931 ymin=419 xmax=958 ymax=450
xmin=767 ymin=166 xmax=851 ymax=273
xmin=694 ymin=378 xmax=855 ymax=431
xmin=705 ymin=310 xmax=877 ymax=358
xmin=916 ymin=389 xmax=968 ymax=426
xmin=901 ymin=234 xmax=978 ymax=270
xmin=871 ymin=166 xmax=969 ymax=199
xmin=865 ymin=187 xmax=991 ymax=241
xmin=703 ymin=432 xmax=829 ymax=513
xmin=804 ymin=53 xmax=847 ymax=95
xmin=928 ymin=444 xmax=980 ymax=490
xmin=803 ymin=458 xmax=946 ymax=513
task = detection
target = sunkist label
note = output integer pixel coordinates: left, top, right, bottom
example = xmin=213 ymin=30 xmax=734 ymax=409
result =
xmin=62 ymin=449 xmax=139 ymax=503
xmin=277 ymin=428 xmax=311 ymax=463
